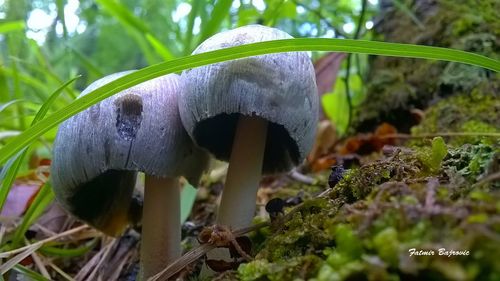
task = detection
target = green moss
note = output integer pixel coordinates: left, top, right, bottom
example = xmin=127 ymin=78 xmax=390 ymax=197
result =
xmin=442 ymin=143 xmax=498 ymax=189
xmin=229 ymin=141 xmax=500 ymax=281
xmin=257 ymin=198 xmax=337 ymax=262
xmin=238 ymin=255 xmax=323 ymax=281
xmin=352 ymin=0 xmax=500 ymax=132
xmin=417 ymin=137 xmax=449 ymax=173
xmin=411 ymin=90 xmax=500 ymax=146
xmin=373 ymin=227 xmax=400 ymax=267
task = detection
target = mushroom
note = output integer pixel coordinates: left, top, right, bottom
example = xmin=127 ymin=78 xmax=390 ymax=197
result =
xmin=179 ymin=25 xmax=318 ymax=236
xmin=51 ymin=71 xmax=209 ymax=279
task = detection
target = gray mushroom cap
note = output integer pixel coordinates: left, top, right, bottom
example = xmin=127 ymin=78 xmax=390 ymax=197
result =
xmin=51 ymin=72 xmax=210 ymax=235
xmin=179 ymin=25 xmax=318 ymax=173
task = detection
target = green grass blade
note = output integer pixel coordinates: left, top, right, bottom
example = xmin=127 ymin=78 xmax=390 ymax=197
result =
xmin=96 ymin=0 xmax=148 ymax=32
xmin=39 ymin=238 xmax=98 ymax=257
xmin=0 ymin=100 xmax=24 ymax=115
xmin=11 ymin=183 xmax=55 ymax=247
xmin=96 ymin=0 xmax=174 ymax=60
xmin=12 ymin=264 xmax=51 ymax=281
xmin=67 ymin=46 xmax=104 ymax=78
xmin=145 ymin=34 xmax=175 ymax=61
xmin=0 ymin=21 xmax=25 ymax=34
xmin=180 ymin=183 xmax=197 ymax=223
xmin=184 ymin=0 xmax=202 ymax=54
xmin=0 ymin=131 xmax=21 ymax=141
xmin=0 ymin=78 xmax=79 ymax=211
xmin=10 ymin=61 xmax=26 ymax=130
xmin=27 ymin=40 xmax=78 ymax=100
xmin=31 ymin=77 xmax=80 ymax=125
xmin=56 ymin=0 xmax=68 ymax=38
xmin=0 ymin=149 xmax=27 ymax=212
xmin=0 ymin=38 xmax=498 ymax=165
xmin=1 ymin=66 xmax=51 ymax=101
xmin=199 ymin=0 xmax=232 ymax=44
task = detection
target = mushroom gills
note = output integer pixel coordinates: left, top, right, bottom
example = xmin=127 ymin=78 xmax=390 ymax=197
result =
xmin=65 ymin=170 xmax=137 ymax=236
xmin=193 ymin=113 xmax=300 ymax=173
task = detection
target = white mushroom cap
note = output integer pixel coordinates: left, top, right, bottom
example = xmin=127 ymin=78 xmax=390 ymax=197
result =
xmin=51 ymin=72 xmax=209 ymax=235
xmin=179 ymin=25 xmax=318 ymax=173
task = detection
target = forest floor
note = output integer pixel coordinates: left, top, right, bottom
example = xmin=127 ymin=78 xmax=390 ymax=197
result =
xmin=3 ymin=89 xmax=498 ymax=281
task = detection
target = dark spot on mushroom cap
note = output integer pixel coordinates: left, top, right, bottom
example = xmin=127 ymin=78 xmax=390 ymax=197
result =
xmin=66 ymin=170 xmax=136 ymax=235
xmin=193 ymin=113 xmax=300 ymax=174
xmin=115 ymin=94 xmax=143 ymax=141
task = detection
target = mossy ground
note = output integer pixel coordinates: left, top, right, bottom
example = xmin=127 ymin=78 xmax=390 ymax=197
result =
xmin=235 ymin=139 xmax=499 ymax=281
xmin=202 ymin=1 xmax=500 ymax=280
xmin=352 ymin=0 xmax=500 ymax=133
xmin=228 ymin=0 xmax=500 ymax=273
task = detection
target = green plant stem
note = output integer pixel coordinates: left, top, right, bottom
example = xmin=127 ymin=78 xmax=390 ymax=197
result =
xmin=344 ymin=0 xmax=367 ymax=131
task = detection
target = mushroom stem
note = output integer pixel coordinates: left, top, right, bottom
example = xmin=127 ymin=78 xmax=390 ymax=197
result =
xmin=217 ymin=115 xmax=268 ymax=228
xmin=140 ymin=176 xmax=181 ymax=280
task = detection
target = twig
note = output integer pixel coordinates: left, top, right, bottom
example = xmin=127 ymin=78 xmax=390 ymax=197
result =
xmin=85 ymin=239 xmax=116 ymax=281
xmin=474 ymin=172 xmax=500 ymax=187
xmin=149 ymin=223 xmax=269 ymax=281
xmin=425 ymin=178 xmax=439 ymax=215
xmin=46 ymin=260 xmax=76 ymax=281
xmin=0 ymin=243 xmax=43 ymax=274
xmin=31 ymin=251 xmax=51 ymax=279
xmin=0 ymin=225 xmax=88 ymax=258
xmin=379 ymin=132 xmax=500 ymax=139
xmin=0 ymin=224 xmax=5 ymax=245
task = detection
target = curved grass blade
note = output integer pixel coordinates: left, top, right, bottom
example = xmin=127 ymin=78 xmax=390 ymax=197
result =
xmin=0 ymin=77 xmax=79 ymax=211
xmin=96 ymin=0 xmax=174 ymax=60
xmin=0 ymin=100 xmax=24 ymax=115
xmin=0 ymin=39 xmax=498 ymax=165
xmin=11 ymin=264 xmax=51 ymax=281
xmin=39 ymin=238 xmax=98 ymax=258
xmin=0 ymin=21 xmax=25 ymax=34
xmin=11 ymin=183 xmax=55 ymax=247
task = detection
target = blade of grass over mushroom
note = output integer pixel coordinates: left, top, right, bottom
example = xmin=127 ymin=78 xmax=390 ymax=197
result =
xmin=0 ymin=38 xmax=499 ymax=165
xmin=0 ymin=77 xmax=79 ymax=211
xmin=11 ymin=183 xmax=55 ymax=247
xmin=31 ymin=77 xmax=80 ymax=124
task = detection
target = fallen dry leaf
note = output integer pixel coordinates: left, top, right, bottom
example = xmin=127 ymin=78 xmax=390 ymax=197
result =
xmin=314 ymin=53 xmax=347 ymax=119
